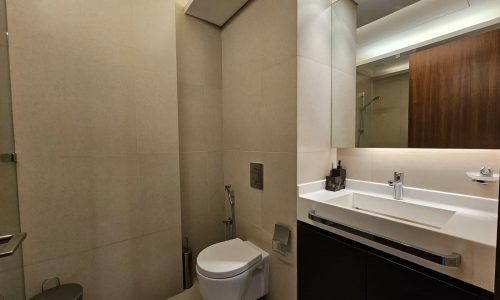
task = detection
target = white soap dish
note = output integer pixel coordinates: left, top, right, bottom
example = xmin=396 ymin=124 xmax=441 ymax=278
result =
xmin=466 ymin=171 xmax=499 ymax=184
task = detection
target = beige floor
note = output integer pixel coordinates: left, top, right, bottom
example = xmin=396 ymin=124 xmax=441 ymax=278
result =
xmin=168 ymin=280 xmax=202 ymax=300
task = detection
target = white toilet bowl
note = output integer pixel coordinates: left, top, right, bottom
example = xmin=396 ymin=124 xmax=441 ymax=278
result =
xmin=196 ymin=238 xmax=269 ymax=300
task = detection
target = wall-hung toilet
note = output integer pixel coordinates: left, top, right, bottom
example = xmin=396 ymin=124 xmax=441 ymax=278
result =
xmin=196 ymin=238 xmax=269 ymax=300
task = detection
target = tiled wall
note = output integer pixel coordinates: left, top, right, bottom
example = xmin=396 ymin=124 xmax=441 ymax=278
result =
xmin=356 ymin=73 xmax=409 ymax=148
xmin=175 ymin=0 xmax=225 ymax=263
xmin=221 ymin=0 xmax=298 ymax=299
xmin=7 ymin=0 xmax=183 ymax=298
xmin=297 ymin=0 xmax=335 ymax=184
xmin=0 ymin=0 xmax=25 ymax=298
xmin=331 ymin=0 xmax=357 ymax=148
xmin=338 ymin=148 xmax=500 ymax=199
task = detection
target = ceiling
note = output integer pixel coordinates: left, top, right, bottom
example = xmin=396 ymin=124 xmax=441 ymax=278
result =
xmin=356 ymin=0 xmax=422 ymax=27
xmin=356 ymin=0 xmax=500 ymax=65
xmin=357 ymin=51 xmax=413 ymax=79
xmin=184 ymin=0 xmax=249 ymax=27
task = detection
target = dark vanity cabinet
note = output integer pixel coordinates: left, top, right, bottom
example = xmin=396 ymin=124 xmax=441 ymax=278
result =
xmin=298 ymin=221 xmax=493 ymax=300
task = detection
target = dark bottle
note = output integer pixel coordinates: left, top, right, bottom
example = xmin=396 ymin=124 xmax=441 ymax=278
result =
xmin=326 ymin=160 xmax=347 ymax=192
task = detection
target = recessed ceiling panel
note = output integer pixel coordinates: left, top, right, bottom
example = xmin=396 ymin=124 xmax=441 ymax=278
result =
xmin=357 ymin=0 xmax=421 ymax=27
xmin=185 ymin=0 xmax=249 ymax=27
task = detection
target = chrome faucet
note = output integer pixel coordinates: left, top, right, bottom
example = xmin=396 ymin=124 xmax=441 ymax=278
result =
xmin=388 ymin=172 xmax=404 ymax=200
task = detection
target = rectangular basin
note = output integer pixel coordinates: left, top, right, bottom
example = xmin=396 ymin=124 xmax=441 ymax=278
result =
xmin=326 ymin=193 xmax=456 ymax=228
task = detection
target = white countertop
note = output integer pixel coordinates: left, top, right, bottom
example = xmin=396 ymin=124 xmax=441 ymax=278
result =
xmin=299 ymin=182 xmax=497 ymax=247
xmin=297 ymin=179 xmax=498 ymax=291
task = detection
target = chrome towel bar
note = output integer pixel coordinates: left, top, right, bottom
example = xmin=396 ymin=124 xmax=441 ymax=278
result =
xmin=308 ymin=210 xmax=461 ymax=267
xmin=0 ymin=233 xmax=27 ymax=258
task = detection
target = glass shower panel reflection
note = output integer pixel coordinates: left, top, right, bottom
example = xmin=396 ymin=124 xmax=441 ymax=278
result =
xmin=0 ymin=0 xmax=26 ymax=299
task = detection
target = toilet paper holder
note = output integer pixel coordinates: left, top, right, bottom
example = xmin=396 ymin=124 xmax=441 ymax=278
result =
xmin=272 ymin=224 xmax=290 ymax=255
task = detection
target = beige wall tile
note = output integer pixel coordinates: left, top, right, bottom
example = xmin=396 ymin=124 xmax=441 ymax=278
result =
xmin=298 ymin=150 xmax=335 ymax=184
xmin=204 ymin=87 xmax=223 ymax=152
xmin=6 ymin=0 xmax=86 ymax=52
xmin=0 ymin=46 xmax=9 ymax=99
xmin=336 ymin=148 xmax=373 ymax=181
xmin=179 ymin=150 xmax=224 ymax=256
xmin=330 ymin=0 xmax=356 ymax=149
xmin=17 ymin=156 xmax=94 ymax=265
xmin=176 ymin=0 xmax=224 ymax=278
xmin=261 ymin=152 xmax=297 ymax=234
xmin=297 ymin=57 xmax=332 ymax=153
xmin=364 ymin=74 xmax=409 ymax=148
xmin=81 ymin=0 xmax=134 ymax=48
xmin=176 ymin=0 xmax=221 ymax=87
xmin=267 ymin=252 xmax=297 ymax=300
xmin=23 ymin=230 xmax=183 ymax=300
xmin=9 ymin=0 xmax=182 ymax=297
xmin=0 ymin=0 xmax=6 ymax=47
xmin=137 ymin=153 xmax=182 ymax=233
xmin=332 ymin=69 xmax=356 ymax=147
xmin=221 ymin=1 xmax=266 ymax=76
xmin=0 ymin=246 xmax=23 ymax=274
xmin=8 ymin=48 xmax=78 ymax=156
xmin=133 ymin=68 xmax=179 ymax=154
xmin=131 ymin=0 xmax=175 ymax=53
xmin=178 ymin=84 xmax=222 ymax=152
xmin=180 ymin=152 xmax=209 ymax=220
xmin=221 ymin=1 xmax=298 ymax=299
xmin=222 ymin=85 xmax=264 ymax=151
xmin=235 ymin=218 xmax=272 ymax=254
xmin=68 ymin=77 xmax=138 ymax=156
xmin=206 ymin=151 xmax=225 ymax=218
xmin=331 ymin=0 xmax=357 ymax=76
xmin=261 ymin=59 xmax=297 ymax=153
xmin=178 ymin=84 xmax=206 ymax=152
xmin=182 ymin=213 xmax=224 ymax=262
xmin=18 ymin=153 xmax=182 ymax=266
xmin=0 ymin=264 xmax=24 ymax=300
xmin=297 ymin=0 xmax=332 ymax=66
xmin=259 ymin=0 xmax=298 ymax=67
xmin=0 ymin=162 xmax=20 ymax=235
xmin=338 ymin=148 xmax=500 ymax=198
xmin=223 ymin=150 xmax=264 ymax=227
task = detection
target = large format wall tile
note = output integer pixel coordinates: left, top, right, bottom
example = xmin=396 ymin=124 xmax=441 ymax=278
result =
xmin=23 ymin=230 xmax=182 ymax=300
xmin=0 ymin=0 xmax=6 ymax=47
xmin=223 ymin=150 xmax=264 ymax=227
xmin=261 ymin=59 xmax=297 ymax=153
xmin=222 ymin=0 xmax=298 ymax=299
xmin=297 ymin=0 xmax=334 ymax=185
xmin=338 ymin=148 xmax=500 ymax=198
xmin=297 ymin=0 xmax=331 ymax=65
xmin=175 ymin=0 xmax=224 ymax=274
xmin=297 ymin=150 xmax=335 ymax=184
xmin=8 ymin=0 xmax=182 ymax=298
xmin=297 ymin=57 xmax=332 ymax=153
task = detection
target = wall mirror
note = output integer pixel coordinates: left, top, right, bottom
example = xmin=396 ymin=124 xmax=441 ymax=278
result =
xmin=353 ymin=0 xmax=500 ymax=149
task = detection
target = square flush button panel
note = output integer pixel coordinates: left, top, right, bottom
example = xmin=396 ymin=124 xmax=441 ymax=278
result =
xmin=250 ymin=163 xmax=264 ymax=190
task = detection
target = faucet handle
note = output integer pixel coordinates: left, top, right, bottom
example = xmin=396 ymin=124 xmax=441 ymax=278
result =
xmin=394 ymin=172 xmax=404 ymax=180
xmin=480 ymin=167 xmax=493 ymax=177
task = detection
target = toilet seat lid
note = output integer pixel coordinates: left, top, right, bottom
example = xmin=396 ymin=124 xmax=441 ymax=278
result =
xmin=197 ymin=238 xmax=262 ymax=279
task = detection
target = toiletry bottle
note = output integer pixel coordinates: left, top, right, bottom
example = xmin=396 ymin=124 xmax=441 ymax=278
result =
xmin=337 ymin=160 xmax=346 ymax=190
xmin=326 ymin=161 xmax=347 ymax=191
xmin=325 ymin=164 xmax=338 ymax=191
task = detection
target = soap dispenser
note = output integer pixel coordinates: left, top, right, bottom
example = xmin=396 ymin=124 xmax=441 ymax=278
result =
xmin=326 ymin=161 xmax=346 ymax=192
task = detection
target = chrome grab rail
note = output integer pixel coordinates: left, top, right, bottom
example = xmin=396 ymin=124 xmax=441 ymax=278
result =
xmin=0 ymin=233 xmax=27 ymax=258
xmin=308 ymin=210 xmax=461 ymax=267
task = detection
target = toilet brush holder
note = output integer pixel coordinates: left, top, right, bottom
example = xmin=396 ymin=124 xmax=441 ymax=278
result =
xmin=182 ymin=237 xmax=193 ymax=289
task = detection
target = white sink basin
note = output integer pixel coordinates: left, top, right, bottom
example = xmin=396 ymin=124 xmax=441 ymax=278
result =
xmin=325 ymin=193 xmax=456 ymax=228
